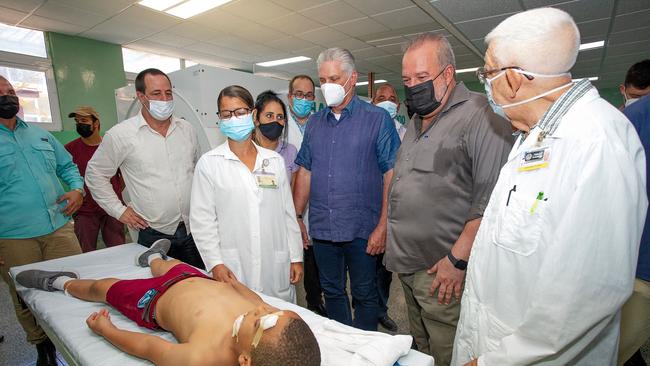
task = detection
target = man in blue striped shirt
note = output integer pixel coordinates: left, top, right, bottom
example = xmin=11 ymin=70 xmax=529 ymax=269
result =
xmin=0 ymin=75 xmax=84 ymax=365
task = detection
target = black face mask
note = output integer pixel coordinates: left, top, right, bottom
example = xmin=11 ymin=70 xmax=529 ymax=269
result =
xmin=258 ymin=121 xmax=284 ymax=141
xmin=0 ymin=95 xmax=20 ymax=119
xmin=76 ymin=123 xmax=94 ymax=138
xmin=403 ymin=68 xmax=447 ymax=117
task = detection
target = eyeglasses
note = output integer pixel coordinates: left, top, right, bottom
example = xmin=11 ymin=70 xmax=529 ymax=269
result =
xmin=262 ymin=111 xmax=286 ymax=121
xmin=217 ymin=108 xmax=251 ymax=119
xmin=291 ymin=91 xmax=315 ymax=100
xmin=476 ymin=66 xmax=535 ymax=84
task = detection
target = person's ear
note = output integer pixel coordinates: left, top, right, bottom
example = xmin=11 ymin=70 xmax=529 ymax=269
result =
xmin=136 ymin=91 xmax=148 ymax=106
xmin=619 ymin=84 xmax=626 ymax=97
xmin=238 ymin=353 xmax=252 ymax=366
xmin=252 ymin=109 xmax=259 ymax=126
xmin=443 ymin=65 xmax=455 ymax=85
xmin=503 ymin=69 xmax=523 ymax=100
xmin=350 ymin=71 xmax=358 ymax=87
xmin=396 ymin=102 xmax=401 ymax=113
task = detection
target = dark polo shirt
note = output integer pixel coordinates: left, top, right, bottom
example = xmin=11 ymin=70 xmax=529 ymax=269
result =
xmin=385 ymin=82 xmax=514 ymax=273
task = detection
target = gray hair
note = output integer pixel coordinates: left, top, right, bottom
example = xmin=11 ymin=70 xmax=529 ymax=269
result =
xmin=317 ymin=47 xmax=356 ymax=76
xmin=404 ymin=33 xmax=456 ymax=69
xmin=485 ymin=7 xmax=579 ymax=74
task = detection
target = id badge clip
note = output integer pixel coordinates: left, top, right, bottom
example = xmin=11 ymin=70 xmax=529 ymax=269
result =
xmin=254 ymin=159 xmax=278 ymax=189
xmin=518 ymin=146 xmax=551 ymax=172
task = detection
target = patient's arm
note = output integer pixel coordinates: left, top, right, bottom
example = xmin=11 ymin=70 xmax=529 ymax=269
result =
xmin=86 ymin=309 xmax=196 ymax=366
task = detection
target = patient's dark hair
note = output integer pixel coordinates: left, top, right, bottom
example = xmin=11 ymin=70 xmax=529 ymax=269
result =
xmin=251 ymin=318 xmax=320 ymax=366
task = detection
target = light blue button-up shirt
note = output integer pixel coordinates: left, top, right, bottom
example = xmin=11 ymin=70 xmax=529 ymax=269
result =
xmin=0 ymin=118 xmax=84 ymax=239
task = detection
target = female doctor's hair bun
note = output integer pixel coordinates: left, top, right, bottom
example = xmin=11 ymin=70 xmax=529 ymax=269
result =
xmin=218 ymin=85 xmax=254 ymax=110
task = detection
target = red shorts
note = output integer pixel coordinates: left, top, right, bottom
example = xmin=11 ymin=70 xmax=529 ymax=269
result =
xmin=106 ymin=264 xmax=211 ymax=329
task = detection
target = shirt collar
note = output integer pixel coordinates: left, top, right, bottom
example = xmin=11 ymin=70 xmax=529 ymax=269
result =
xmin=326 ymin=95 xmax=360 ymax=118
xmin=0 ymin=117 xmax=28 ymax=132
xmin=536 ymin=78 xmax=593 ymax=137
xmin=411 ymin=82 xmax=470 ymax=128
xmin=136 ymin=112 xmax=179 ymax=133
xmin=210 ymin=141 xmax=275 ymax=161
xmin=290 ymin=112 xmax=308 ymax=135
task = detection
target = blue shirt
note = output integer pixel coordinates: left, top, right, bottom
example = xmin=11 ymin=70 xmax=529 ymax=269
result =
xmin=624 ymin=94 xmax=650 ymax=281
xmin=295 ymin=96 xmax=400 ymax=242
xmin=0 ymin=119 xmax=84 ymax=239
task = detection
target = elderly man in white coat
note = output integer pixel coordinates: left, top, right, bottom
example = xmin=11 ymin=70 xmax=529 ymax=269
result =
xmin=452 ymin=7 xmax=647 ymax=366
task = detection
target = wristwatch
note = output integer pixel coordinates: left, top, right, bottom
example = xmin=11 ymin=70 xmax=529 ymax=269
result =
xmin=447 ymin=252 xmax=468 ymax=270
xmin=296 ymin=214 xmax=304 ymax=220
xmin=73 ymin=188 xmax=86 ymax=197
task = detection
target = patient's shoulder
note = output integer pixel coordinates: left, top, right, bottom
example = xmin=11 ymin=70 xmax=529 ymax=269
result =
xmin=184 ymin=340 xmax=236 ymax=366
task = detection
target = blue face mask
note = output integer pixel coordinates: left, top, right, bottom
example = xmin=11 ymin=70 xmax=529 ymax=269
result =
xmin=291 ymin=97 xmax=314 ymax=118
xmin=376 ymin=101 xmax=398 ymax=119
xmin=219 ymin=114 xmax=254 ymax=141
xmin=484 ymin=80 xmax=508 ymax=120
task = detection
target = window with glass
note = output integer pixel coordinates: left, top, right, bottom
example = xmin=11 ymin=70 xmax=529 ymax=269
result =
xmin=0 ymin=23 xmax=47 ymax=58
xmin=122 ymin=48 xmax=182 ymax=74
xmin=0 ymin=66 xmax=54 ymax=123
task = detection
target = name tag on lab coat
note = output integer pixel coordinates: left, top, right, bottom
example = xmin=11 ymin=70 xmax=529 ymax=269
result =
xmin=519 ymin=146 xmax=550 ymax=172
xmin=254 ymin=172 xmax=278 ymax=189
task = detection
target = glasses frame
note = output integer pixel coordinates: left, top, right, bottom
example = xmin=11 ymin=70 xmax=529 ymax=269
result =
xmin=476 ymin=66 xmax=535 ymax=84
xmin=217 ymin=107 xmax=251 ymax=119
xmin=291 ymin=91 xmax=315 ymax=100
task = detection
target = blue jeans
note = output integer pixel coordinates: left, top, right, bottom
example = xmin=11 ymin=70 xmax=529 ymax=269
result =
xmin=376 ymin=253 xmax=392 ymax=318
xmin=313 ymin=238 xmax=378 ymax=330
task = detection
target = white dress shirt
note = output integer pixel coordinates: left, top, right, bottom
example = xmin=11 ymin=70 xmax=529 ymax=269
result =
xmin=452 ymin=88 xmax=647 ymax=365
xmin=86 ymin=113 xmax=199 ymax=235
xmin=190 ymin=142 xmax=303 ymax=302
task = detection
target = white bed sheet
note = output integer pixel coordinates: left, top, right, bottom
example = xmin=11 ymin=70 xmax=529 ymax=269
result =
xmin=10 ymin=244 xmax=434 ymax=366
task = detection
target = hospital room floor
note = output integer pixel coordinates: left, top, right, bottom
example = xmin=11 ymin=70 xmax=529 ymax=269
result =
xmin=1 ymin=239 xmax=648 ymax=365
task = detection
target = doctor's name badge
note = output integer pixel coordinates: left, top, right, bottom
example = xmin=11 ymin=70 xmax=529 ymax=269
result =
xmin=519 ymin=146 xmax=551 ymax=172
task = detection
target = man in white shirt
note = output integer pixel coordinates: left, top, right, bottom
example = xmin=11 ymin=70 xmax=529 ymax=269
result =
xmin=287 ymin=74 xmax=327 ymax=316
xmin=86 ymin=68 xmax=203 ymax=269
xmin=452 ymin=8 xmax=647 ymax=366
xmin=373 ymin=84 xmax=406 ymax=141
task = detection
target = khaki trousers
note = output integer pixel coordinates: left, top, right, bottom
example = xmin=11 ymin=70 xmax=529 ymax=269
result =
xmin=618 ymin=278 xmax=650 ymax=365
xmin=0 ymin=222 xmax=82 ymax=344
xmin=399 ymin=270 xmax=461 ymax=366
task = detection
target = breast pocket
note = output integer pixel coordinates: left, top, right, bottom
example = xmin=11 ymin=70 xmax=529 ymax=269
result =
xmin=411 ymin=148 xmax=434 ymax=172
xmin=0 ymin=144 xmax=17 ymax=184
xmin=492 ymin=191 xmax=546 ymax=256
xmin=32 ymin=142 xmax=57 ymax=173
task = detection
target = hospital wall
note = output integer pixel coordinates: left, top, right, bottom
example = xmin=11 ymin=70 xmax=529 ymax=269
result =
xmin=47 ymin=32 xmax=127 ymax=145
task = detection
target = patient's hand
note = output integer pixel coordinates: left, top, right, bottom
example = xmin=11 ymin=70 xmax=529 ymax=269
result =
xmin=86 ymin=309 xmax=116 ymax=336
xmin=212 ymin=264 xmax=237 ymax=283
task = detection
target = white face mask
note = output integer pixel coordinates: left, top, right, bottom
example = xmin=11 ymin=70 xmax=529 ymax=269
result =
xmin=321 ymin=73 xmax=352 ymax=107
xmin=488 ymin=69 xmax=573 ymax=110
xmin=144 ymin=98 xmax=174 ymax=121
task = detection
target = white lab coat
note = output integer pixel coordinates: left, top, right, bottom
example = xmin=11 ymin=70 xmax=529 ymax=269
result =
xmin=189 ymin=142 xmax=303 ymax=303
xmin=452 ymin=88 xmax=648 ymax=365
xmin=287 ymin=112 xmax=311 ymax=234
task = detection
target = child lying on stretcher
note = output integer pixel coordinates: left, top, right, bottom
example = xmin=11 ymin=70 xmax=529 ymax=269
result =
xmin=15 ymin=239 xmax=321 ymax=366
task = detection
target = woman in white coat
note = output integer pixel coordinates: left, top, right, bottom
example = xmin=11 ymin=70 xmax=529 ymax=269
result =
xmin=190 ymin=85 xmax=303 ymax=303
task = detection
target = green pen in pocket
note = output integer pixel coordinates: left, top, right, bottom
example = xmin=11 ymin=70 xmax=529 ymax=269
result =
xmin=530 ymin=192 xmax=544 ymax=214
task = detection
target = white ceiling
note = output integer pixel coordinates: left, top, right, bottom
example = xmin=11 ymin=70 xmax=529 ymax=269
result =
xmin=1 ymin=0 xmax=649 ymax=89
